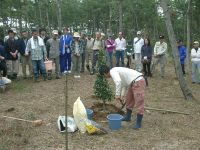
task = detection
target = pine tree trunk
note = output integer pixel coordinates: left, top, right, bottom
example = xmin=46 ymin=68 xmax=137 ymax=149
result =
xmin=186 ymin=0 xmax=191 ymax=72
xmin=56 ymin=0 xmax=62 ymax=30
xmin=160 ymin=0 xmax=195 ymax=100
xmin=118 ymin=0 xmax=123 ymax=32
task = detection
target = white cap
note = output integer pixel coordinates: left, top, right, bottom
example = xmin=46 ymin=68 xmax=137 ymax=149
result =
xmin=52 ymin=30 xmax=58 ymax=35
xmin=11 ymin=28 xmax=17 ymax=33
xmin=137 ymin=31 xmax=141 ymax=35
xmin=101 ymin=33 xmax=105 ymax=37
xmin=193 ymin=41 xmax=199 ymax=44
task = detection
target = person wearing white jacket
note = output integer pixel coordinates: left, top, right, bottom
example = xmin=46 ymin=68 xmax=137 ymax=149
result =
xmin=99 ymin=65 xmax=146 ymax=129
xmin=133 ymin=31 xmax=144 ymax=72
xmin=191 ymin=41 xmax=200 ymax=84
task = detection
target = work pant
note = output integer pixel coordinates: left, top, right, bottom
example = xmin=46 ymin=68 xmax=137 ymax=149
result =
xmin=181 ymin=64 xmax=185 ymax=75
xmin=116 ymin=50 xmax=124 ymax=67
xmin=126 ymin=79 xmax=146 ymax=115
xmin=60 ymin=53 xmax=71 ymax=73
xmin=32 ymin=59 xmax=47 ymax=80
xmin=135 ymin=53 xmax=142 ymax=72
xmin=85 ymin=49 xmax=93 ymax=66
xmin=49 ymin=56 xmax=60 ymax=76
xmin=0 ymin=61 xmax=7 ymax=77
xmin=72 ymin=55 xmax=81 ymax=75
xmin=81 ymin=52 xmax=86 ymax=72
xmin=106 ymin=51 xmax=113 ymax=68
xmin=21 ymin=55 xmax=32 ymax=77
xmin=191 ymin=62 xmax=200 ymax=83
xmin=92 ymin=50 xmax=99 ymax=70
xmin=6 ymin=60 xmax=19 ymax=76
xmin=151 ymin=55 xmax=166 ymax=77
xmin=143 ymin=61 xmax=151 ymax=76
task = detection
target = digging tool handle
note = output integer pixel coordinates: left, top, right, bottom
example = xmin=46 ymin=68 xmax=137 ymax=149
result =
xmin=3 ymin=116 xmax=33 ymax=123
xmin=144 ymin=107 xmax=190 ymax=115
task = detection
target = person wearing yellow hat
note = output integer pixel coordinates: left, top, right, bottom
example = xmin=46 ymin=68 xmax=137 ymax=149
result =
xmin=191 ymin=41 xmax=200 ymax=84
xmin=71 ymin=32 xmax=82 ymax=78
xmin=46 ymin=30 xmax=61 ymax=79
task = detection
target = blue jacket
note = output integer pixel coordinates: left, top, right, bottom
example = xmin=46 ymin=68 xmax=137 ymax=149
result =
xmin=59 ymin=34 xmax=72 ymax=55
xmin=178 ymin=45 xmax=186 ymax=64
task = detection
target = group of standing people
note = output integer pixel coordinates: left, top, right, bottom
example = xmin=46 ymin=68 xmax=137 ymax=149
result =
xmin=1 ymin=27 xmax=200 ymax=84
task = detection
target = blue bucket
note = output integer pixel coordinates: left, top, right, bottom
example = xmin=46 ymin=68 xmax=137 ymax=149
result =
xmin=107 ymin=114 xmax=123 ymax=130
xmin=86 ymin=108 xmax=93 ymax=120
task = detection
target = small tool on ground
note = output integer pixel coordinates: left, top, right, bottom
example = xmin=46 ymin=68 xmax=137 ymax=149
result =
xmin=3 ymin=116 xmax=45 ymax=126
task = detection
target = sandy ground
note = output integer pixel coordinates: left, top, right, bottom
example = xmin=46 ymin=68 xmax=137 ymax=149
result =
xmin=0 ymin=61 xmax=200 ymax=150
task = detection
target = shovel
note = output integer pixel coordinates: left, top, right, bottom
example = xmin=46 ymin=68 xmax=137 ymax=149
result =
xmin=3 ymin=116 xmax=45 ymax=126
xmin=119 ymin=99 xmax=126 ymax=111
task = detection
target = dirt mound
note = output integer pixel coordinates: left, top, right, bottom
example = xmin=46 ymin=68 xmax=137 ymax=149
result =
xmin=90 ymin=102 xmax=124 ymax=121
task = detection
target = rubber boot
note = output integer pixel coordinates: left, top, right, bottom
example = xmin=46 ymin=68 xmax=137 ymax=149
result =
xmin=122 ymin=109 xmax=132 ymax=121
xmin=132 ymin=114 xmax=143 ymax=129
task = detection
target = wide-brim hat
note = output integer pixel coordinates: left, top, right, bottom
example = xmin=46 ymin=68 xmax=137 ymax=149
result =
xmin=73 ymin=32 xmax=80 ymax=38
xmin=193 ymin=41 xmax=199 ymax=45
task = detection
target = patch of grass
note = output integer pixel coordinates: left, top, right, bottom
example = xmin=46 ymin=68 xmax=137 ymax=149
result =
xmin=9 ymin=80 xmax=32 ymax=92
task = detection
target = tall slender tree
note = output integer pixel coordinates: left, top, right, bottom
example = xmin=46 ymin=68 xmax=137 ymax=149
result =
xmin=160 ymin=0 xmax=195 ymax=100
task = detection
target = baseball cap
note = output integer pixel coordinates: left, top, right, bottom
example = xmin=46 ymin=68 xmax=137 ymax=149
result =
xmin=52 ymin=30 xmax=58 ymax=35
xmin=159 ymin=35 xmax=165 ymax=39
xmin=137 ymin=31 xmax=141 ymax=35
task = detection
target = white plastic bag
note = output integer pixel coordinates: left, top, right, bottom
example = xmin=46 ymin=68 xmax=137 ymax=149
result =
xmin=2 ymin=77 xmax=11 ymax=84
xmin=73 ymin=97 xmax=87 ymax=133
xmin=57 ymin=116 xmax=77 ymax=133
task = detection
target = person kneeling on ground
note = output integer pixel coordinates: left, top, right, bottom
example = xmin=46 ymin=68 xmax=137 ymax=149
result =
xmin=99 ymin=65 xmax=146 ymax=129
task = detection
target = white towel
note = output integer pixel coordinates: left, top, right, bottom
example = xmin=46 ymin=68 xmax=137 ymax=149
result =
xmin=30 ymin=36 xmax=44 ymax=49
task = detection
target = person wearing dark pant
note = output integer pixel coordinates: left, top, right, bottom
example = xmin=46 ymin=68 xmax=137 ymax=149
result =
xmin=141 ymin=38 xmax=152 ymax=76
xmin=0 ymin=61 xmax=7 ymax=77
xmin=0 ymin=45 xmax=7 ymax=77
xmin=177 ymin=39 xmax=186 ymax=75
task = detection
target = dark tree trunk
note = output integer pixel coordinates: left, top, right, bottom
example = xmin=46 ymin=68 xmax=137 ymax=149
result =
xmin=160 ymin=0 xmax=195 ymax=100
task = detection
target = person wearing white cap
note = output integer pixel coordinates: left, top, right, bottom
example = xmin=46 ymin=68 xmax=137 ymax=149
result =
xmin=133 ymin=31 xmax=144 ymax=72
xmin=71 ymin=32 xmax=83 ymax=78
xmin=4 ymin=28 xmax=19 ymax=42
xmin=4 ymin=29 xmax=19 ymax=79
xmin=191 ymin=41 xmax=200 ymax=84
xmin=151 ymin=35 xmax=167 ymax=78
xmin=46 ymin=30 xmax=61 ymax=79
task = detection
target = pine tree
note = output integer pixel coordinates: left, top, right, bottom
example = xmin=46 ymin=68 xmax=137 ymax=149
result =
xmin=93 ymin=49 xmax=113 ymax=110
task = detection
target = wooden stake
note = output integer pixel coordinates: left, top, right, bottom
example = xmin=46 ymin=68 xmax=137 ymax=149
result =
xmin=144 ymin=107 xmax=190 ymax=115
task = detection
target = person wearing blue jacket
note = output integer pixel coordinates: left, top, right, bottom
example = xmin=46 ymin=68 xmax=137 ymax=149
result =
xmin=59 ymin=27 xmax=72 ymax=74
xmin=177 ymin=39 xmax=186 ymax=75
